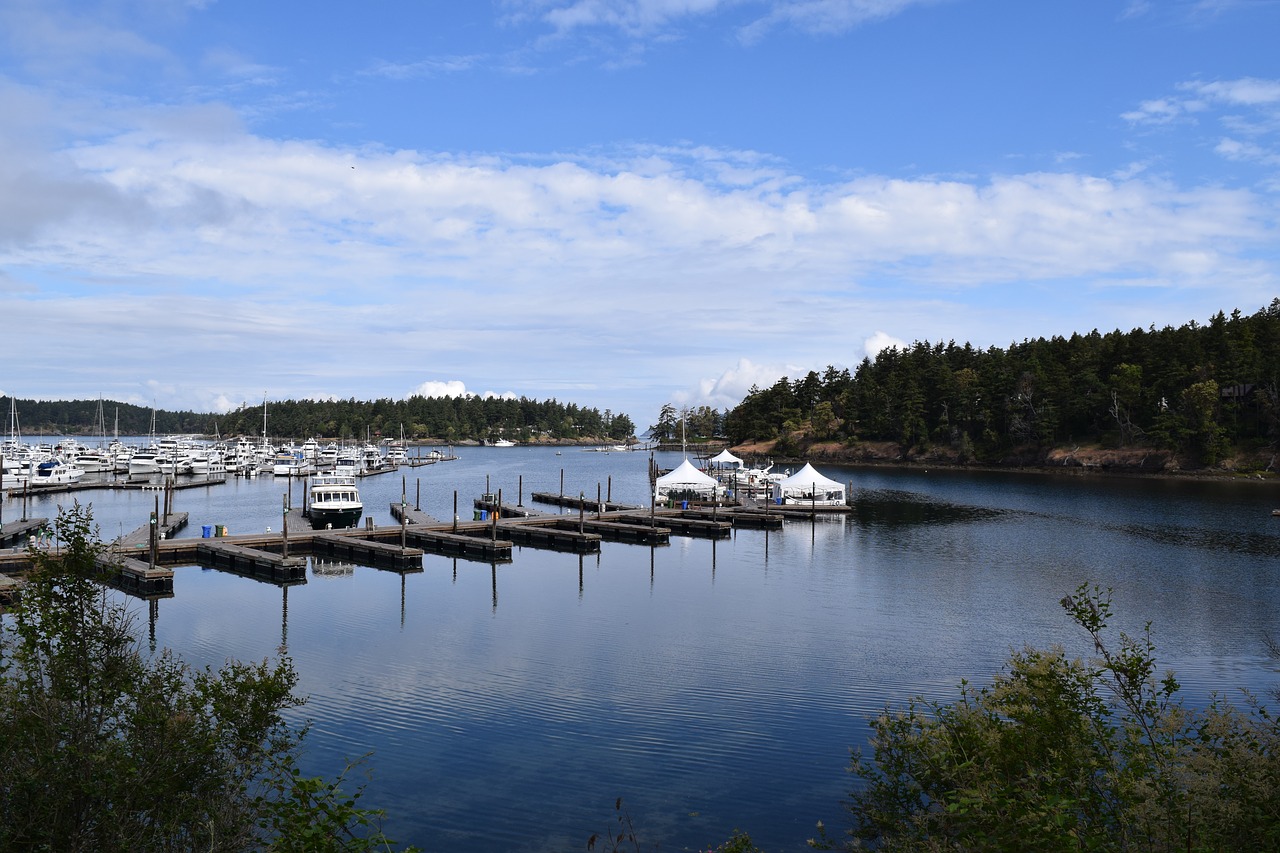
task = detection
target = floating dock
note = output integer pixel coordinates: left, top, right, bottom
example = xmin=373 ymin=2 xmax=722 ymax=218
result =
xmin=311 ymin=531 xmax=424 ymax=572
xmin=97 ymin=552 xmax=174 ymax=598
xmin=0 ymin=517 xmax=49 ymax=549
xmin=195 ymin=541 xmax=307 ymax=585
xmin=530 ymin=492 xmax=642 ymax=513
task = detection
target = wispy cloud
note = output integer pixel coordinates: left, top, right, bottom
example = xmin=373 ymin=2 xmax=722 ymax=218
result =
xmin=1123 ymin=76 xmax=1280 ymax=172
xmin=505 ymin=0 xmax=945 ymax=40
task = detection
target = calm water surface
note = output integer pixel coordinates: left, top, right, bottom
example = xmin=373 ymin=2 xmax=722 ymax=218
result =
xmin=7 ymin=445 xmax=1280 ymax=851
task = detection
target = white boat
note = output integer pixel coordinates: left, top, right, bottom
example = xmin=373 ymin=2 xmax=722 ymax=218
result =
xmin=128 ymin=447 xmax=162 ymax=476
xmin=30 ymin=458 xmax=85 ymax=486
xmin=70 ymin=449 xmax=112 ymax=473
xmin=333 ymin=450 xmax=360 ymax=476
xmin=306 ymin=473 xmax=363 ymax=530
xmin=359 ymin=443 xmax=384 ymax=472
xmin=492 ymin=438 xmax=515 ymax=448
xmin=185 ymin=449 xmax=226 ymax=476
xmin=385 ymin=442 xmax=408 ymax=466
xmin=271 ymin=451 xmax=314 ymax=477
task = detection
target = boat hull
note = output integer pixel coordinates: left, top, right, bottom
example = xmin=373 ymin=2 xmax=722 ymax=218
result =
xmin=308 ymin=506 xmax=363 ymax=530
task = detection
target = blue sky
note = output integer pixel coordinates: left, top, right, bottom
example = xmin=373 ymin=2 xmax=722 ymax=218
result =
xmin=1 ymin=0 xmax=1278 ymax=430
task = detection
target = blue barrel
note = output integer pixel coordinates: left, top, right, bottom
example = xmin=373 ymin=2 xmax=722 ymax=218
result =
xmin=480 ymin=509 xmax=489 ymax=521
xmin=681 ymin=500 xmax=688 ymax=510
xmin=202 ymin=525 xmax=213 ymax=538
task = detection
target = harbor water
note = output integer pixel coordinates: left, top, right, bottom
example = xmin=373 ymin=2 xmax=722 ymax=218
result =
xmin=5 ymin=444 xmax=1280 ymax=851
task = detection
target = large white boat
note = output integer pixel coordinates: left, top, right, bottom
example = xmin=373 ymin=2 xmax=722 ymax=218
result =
xmin=306 ymin=474 xmax=363 ymax=530
xmin=272 ymin=451 xmax=314 ymax=477
xmin=128 ymin=447 xmax=162 ymax=476
xmin=359 ymin=443 xmax=384 ymax=472
xmin=492 ymin=438 xmax=515 ymax=447
xmin=385 ymin=442 xmax=408 ymax=467
xmin=30 ymin=458 xmax=86 ymax=486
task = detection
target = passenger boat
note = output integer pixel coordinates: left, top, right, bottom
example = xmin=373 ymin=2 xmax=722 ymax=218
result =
xmin=492 ymin=438 xmax=515 ymax=447
xmin=306 ymin=474 xmax=363 ymax=530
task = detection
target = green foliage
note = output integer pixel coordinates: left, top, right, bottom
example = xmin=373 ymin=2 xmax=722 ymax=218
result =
xmin=0 ymin=504 xmax=415 ymax=853
xmin=840 ymin=584 xmax=1280 ymax=851
xmin=2 ymin=393 xmax=635 ymax=445
xmin=723 ymin=301 xmax=1280 ymax=464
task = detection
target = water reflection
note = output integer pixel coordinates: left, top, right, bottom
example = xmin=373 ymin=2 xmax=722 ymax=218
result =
xmin=14 ymin=449 xmax=1280 ymax=852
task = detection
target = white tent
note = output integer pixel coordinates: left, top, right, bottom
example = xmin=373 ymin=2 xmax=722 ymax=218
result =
xmin=772 ymin=462 xmax=846 ymax=506
xmin=655 ymin=458 xmax=720 ymax=503
xmin=708 ymin=448 xmax=743 ymax=469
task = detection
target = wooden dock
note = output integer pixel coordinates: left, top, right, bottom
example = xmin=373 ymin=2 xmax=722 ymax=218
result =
xmin=195 ymin=541 xmax=307 ymax=585
xmin=311 ymin=531 xmax=424 ymax=572
xmin=682 ymin=507 xmax=785 ymax=530
xmin=0 ymin=482 xmax=837 ymax=592
xmin=497 ymin=519 xmax=601 ymax=553
xmin=399 ymin=526 xmax=514 ymax=562
xmin=473 ymin=496 xmax=553 ymax=519
xmin=97 ymin=553 xmax=174 ymax=598
xmin=389 ymin=503 xmax=444 ymax=525
xmin=568 ymin=517 xmax=670 ymax=545
xmin=530 ymin=492 xmax=642 ymax=513
xmin=116 ymin=512 xmax=190 ymax=547
xmin=620 ymin=510 xmax=732 ymax=539
xmin=0 ymin=517 xmax=49 ymax=549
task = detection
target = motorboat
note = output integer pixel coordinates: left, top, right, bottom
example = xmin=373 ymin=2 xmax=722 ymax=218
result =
xmin=30 ymin=458 xmax=86 ymax=486
xmin=385 ymin=442 xmax=408 ymax=466
xmin=306 ymin=473 xmax=363 ymax=530
xmin=492 ymin=438 xmax=515 ymax=447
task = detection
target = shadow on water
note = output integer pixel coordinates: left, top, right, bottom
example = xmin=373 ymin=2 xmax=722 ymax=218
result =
xmin=852 ymin=487 xmax=1280 ymax=559
xmin=850 ymin=488 xmax=1009 ymax=528
xmin=1106 ymin=520 xmax=1280 ymax=559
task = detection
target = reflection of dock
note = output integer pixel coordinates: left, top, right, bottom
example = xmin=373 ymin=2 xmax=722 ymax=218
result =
xmin=0 ymin=572 xmax=22 ymax=604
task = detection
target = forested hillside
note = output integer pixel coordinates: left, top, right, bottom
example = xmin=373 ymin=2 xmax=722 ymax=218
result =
xmin=2 ymin=394 xmax=635 ymax=444
xmin=725 ymin=302 xmax=1280 ymax=470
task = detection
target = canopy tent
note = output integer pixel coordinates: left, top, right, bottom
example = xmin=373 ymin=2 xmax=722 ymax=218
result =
xmin=772 ymin=463 xmax=846 ymax=506
xmin=655 ymin=458 xmax=721 ymax=503
xmin=707 ymin=448 xmax=744 ymax=469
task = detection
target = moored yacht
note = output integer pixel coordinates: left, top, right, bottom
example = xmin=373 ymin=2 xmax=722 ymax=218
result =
xmin=306 ymin=473 xmax=363 ymax=530
xmin=31 ymin=458 xmax=86 ymax=485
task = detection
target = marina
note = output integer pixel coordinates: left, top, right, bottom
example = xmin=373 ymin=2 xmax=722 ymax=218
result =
xmin=2 ymin=441 xmax=1278 ymax=852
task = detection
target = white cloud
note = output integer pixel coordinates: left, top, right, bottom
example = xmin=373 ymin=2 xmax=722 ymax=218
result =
xmin=411 ymin=380 xmax=471 ymax=399
xmin=682 ymin=357 xmax=798 ymax=410
xmin=1182 ymin=77 xmax=1280 ymax=107
xmin=511 ymin=0 xmax=944 ymax=40
xmin=863 ymin=331 xmax=908 ymax=359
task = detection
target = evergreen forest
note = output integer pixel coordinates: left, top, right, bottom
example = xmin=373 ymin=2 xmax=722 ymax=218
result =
xmin=723 ymin=302 xmax=1280 ymax=468
xmin=1 ymin=394 xmax=635 ymax=444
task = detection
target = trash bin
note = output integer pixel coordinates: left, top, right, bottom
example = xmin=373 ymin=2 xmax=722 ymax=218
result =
xmin=215 ymin=524 xmax=228 ymax=537
xmin=480 ymin=509 xmax=489 ymax=521
xmin=202 ymin=525 xmax=213 ymax=538
xmin=681 ymin=500 xmax=688 ymax=510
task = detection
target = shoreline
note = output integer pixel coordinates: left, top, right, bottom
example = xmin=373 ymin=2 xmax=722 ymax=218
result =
xmin=726 ymin=441 xmax=1280 ymax=485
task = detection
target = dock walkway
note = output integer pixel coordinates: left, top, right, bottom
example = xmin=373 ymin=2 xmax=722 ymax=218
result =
xmin=0 ymin=517 xmax=49 ymax=549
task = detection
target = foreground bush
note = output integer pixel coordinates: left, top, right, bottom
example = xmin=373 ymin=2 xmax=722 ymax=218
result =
xmin=840 ymin=584 xmax=1280 ymax=851
xmin=0 ymin=503 xmax=412 ymax=852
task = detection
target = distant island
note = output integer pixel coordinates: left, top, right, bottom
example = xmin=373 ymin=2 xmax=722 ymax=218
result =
xmin=715 ymin=302 xmax=1280 ymax=477
xmin=1 ymin=394 xmax=636 ymax=447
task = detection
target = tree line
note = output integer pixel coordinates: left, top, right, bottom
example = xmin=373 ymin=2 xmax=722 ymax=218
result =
xmin=724 ymin=301 xmax=1280 ymax=467
xmin=3 ymin=394 xmax=636 ymax=444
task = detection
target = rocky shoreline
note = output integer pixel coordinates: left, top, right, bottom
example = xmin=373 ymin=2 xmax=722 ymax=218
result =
xmin=726 ymin=439 xmax=1279 ymax=483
